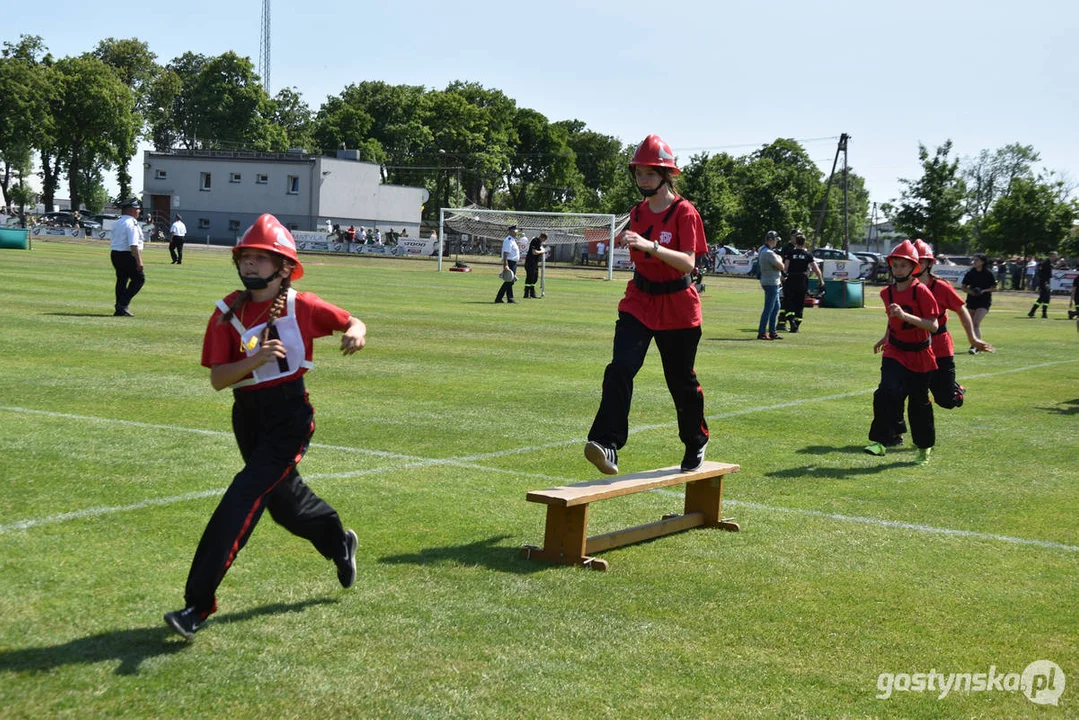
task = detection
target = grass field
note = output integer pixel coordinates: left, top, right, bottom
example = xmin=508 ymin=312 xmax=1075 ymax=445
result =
xmin=1 ymin=240 xmax=1076 ymax=719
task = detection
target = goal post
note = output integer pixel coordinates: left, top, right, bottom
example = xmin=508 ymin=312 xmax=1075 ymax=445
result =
xmin=438 ymin=207 xmax=629 ymax=282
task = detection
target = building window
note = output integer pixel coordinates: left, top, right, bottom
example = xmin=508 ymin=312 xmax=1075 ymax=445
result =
xmin=230 ymin=172 xmax=242 ymax=183
xmin=154 ymin=169 xmax=167 ymax=180
xmin=256 ymin=174 xmax=269 ymax=184
xmin=287 ymin=175 xmax=300 ymax=194
xmin=287 ymin=223 xmax=299 ymax=231
xmin=228 ymin=220 xmax=241 ymax=231
xmin=199 ymin=172 xmax=212 ymax=191
xmin=198 ymin=218 xmax=210 ymax=229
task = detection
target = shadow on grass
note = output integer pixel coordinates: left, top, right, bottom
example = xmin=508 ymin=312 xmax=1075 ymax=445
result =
xmin=796 ymin=444 xmax=881 ymax=456
xmin=378 ymin=534 xmax=546 ymax=575
xmin=0 ymin=597 xmax=338 ymax=676
xmin=44 ymin=312 xmax=116 ymax=318
xmin=765 ymin=458 xmax=917 ymax=479
xmin=1041 ymin=398 xmax=1079 ymax=416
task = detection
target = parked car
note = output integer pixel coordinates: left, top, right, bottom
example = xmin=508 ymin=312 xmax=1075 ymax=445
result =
xmin=39 ymin=211 xmax=102 ymax=231
xmin=854 ymin=251 xmax=888 ymax=281
xmin=937 ymin=255 xmax=973 ymax=267
xmin=813 ymin=247 xmax=873 ymax=280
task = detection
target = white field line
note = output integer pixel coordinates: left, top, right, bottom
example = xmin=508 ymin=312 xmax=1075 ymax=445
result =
xmin=1 ymin=357 xmax=1077 ymax=545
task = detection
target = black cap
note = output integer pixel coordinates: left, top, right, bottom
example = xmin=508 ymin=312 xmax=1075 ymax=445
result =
xmin=120 ymin=198 xmax=141 ymax=209
xmin=507 ymin=225 xmax=517 ymax=232
xmin=765 ymin=230 xmax=779 ymax=240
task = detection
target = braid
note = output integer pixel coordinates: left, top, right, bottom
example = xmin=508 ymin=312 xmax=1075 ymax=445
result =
xmin=265 ymin=277 xmax=291 ymax=331
xmin=220 ymin=290 xmax=252 ymax=323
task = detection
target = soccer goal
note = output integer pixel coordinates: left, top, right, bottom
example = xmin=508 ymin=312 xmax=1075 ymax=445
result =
xmin=438 ymin=207 xmax=629 ymax=285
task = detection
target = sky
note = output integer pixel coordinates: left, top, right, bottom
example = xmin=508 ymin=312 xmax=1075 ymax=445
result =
xmin=7 ymin=0 xmax=1078 ymax=214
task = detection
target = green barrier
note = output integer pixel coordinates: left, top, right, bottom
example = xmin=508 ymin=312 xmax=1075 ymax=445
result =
xmin=0 ymin=226 xmax=29 ymax=250
xmin=823 ymin=279 xmax=864 ymax=308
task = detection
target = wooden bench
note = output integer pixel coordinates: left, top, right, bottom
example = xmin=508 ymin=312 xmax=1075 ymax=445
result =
xmin=521 ymin=461 xmax=740 ymax=571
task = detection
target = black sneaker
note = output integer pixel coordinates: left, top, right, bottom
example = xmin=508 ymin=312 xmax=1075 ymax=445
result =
xmin=584 ymin=441 xmax=618 ymax=475
xmin=336 ymin=529 xmax=358 ymax=589
xmin=114 ymin=306 xmax=133 ymax=317
xmin=164 ymin=606 xmax=204 ymax=640
xmin=681 ymin=441 xmax=708 ymax=472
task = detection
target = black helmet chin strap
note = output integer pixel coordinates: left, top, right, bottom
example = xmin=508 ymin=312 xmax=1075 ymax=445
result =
xmin=238 ymin=269 xmax=279 ymax=290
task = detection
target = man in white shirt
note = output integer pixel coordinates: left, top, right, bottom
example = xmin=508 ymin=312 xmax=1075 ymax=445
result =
xmin=495 ymin=224 xmax=521 ymax=303
xmin=169 ymin=213 xmax=187 ymax=264
xmin=111 ymin=198 xmax=146 ymax=316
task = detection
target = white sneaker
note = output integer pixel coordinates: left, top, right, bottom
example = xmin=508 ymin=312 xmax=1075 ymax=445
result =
xmin=584 ymin=441 xmax=619 ymax=475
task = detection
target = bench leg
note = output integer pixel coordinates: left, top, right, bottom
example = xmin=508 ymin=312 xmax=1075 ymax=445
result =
xmin=521 ymin=504 xmax=608 ymax=568
xmin=684 ymin=476 xmax=740 ymax=531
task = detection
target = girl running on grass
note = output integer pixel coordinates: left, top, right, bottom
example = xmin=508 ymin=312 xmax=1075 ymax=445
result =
xmin=865 ymin=240 xmax=939 ymax=465
xmin=584 ymin=134 xmax=710 ymax=476
xmin=165 ymin=214 xmax=367 ymax=640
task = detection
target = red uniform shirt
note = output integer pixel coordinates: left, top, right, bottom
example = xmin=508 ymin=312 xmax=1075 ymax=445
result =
xmin=202 ymin=290 xmax=351 ymax=389
xmin=618 ymin=197 xmax=708 ymax=330
xmin=880 ymin=280 xmax=939 ymax=373
xmin=924 ymin=276 xmax=964 ymax=360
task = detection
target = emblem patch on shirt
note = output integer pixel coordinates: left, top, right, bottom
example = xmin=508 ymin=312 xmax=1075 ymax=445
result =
xmin=659 ymin=231 xmax=672 ymax=245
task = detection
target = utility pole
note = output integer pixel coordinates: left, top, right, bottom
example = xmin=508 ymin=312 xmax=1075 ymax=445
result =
xmin=811 ymin=133 xmax=851 ymax=249
xmin=258 ymin=0 xmax=271 ymax=92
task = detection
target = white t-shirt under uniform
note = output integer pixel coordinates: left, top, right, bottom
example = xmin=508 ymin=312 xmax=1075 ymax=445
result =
xmin=111 ymin=215 xmax=144 ymax=252
xmin=170 ymin=220 xmax=187 ymax=237
xmin=502 ymin=235 xmax=520 ymax=262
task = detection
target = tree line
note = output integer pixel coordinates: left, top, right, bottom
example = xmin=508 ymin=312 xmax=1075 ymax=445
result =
xmin=1 ymin=34 xmax=1073 ymax=255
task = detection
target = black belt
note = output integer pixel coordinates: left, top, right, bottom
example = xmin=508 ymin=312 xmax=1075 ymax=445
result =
xmin=932 ymin=321 xmax=949 ymax=336
xmin=633 ymin=272 xmax=692 ymax=295
xmin=888 ymin=333 xmax=930 ymax=352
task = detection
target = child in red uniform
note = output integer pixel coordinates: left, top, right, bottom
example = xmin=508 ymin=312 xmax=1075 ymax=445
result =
xmin=165 ymin=214 xmax=367 ymax=640
xmin=865 ymin=240 xmax=939 ymax=464
xmin=912 ymin=239 xmax=993 ymax=410
xmin=585 ymin=134 xmax=710 ymax=475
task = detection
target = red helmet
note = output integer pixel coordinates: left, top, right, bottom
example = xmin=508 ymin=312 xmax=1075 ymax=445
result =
xmin=912 ymin=238 xmax=935 ymax=264
xmin=629 ymin=134 xmax=680 ymax=175
xmin=233 ymin=214 xmax=304 ymax=279
xmin=887 ymin=240 xmax=919 ymax=267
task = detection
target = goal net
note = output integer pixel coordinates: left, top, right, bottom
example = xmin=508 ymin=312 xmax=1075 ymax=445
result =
xmin=438 ymin=206 xmax=629 ymax=282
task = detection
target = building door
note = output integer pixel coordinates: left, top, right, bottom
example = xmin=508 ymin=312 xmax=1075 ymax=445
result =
xmin=150 ymin=194 xmax=171 ymax=237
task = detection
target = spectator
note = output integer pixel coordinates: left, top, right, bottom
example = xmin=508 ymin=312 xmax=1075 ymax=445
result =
xmin=169 ymin=214 xmax=187 ymax=265
xmin=756 ymin=231 xmax=784 ymax=340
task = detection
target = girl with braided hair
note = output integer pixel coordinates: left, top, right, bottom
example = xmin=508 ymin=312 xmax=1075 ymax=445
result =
xmin=165 ymin=214 xmax=367 ymax=640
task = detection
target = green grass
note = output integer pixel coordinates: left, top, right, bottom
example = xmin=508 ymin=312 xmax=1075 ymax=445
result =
xmin=1 ymin=240 xmax=1076 ymax=719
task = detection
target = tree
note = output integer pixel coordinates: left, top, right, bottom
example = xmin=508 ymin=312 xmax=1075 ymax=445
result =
xmin=678 ymin=152 xmax=739 ymax=243
xmin=442 ymin=81 xmax=517 ymax=208
xmin=725 ymin=139 xmax=824 ymax=248
xmin=819 ymin=168 xmax=870 ymax=250
xmin=892 ymin=141 xmax=966 ymax=251
xmin=269 ymin=86 xmax=315 ymax=151
xmin=51 ymin=54 xmax=138 ymax=211
xmin=962 ymin=143 xmax=1039 ymax=246
xmin=980 ymin=176 xmax=1076 ymax=256
xmin=92 ymin=38 xmax=160 ymax=200
xmin=505 ymin=108 xmax=582 ymax=211
xmin=0 ymin=36 xmax=54 ymax=212
xmin=555 ymin=121 xmax=630 ymax=213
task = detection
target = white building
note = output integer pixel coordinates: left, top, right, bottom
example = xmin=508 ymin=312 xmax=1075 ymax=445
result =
xmin=141 ymin=148 xmax=426 ymax=243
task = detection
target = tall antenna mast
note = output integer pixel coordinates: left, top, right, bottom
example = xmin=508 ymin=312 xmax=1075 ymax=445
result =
xmin=258 ymin=0 xmax=271 ymax=92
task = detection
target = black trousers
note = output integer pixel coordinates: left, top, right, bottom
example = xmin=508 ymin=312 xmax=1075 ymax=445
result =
xmin=929 ymin=354 xmax=962 ymax=409
xmin=169 ymin=235 xmax=186 ymax=263
xmin=870 ymin=356 xmax=935 ymax=449
xmin=110 ymin=250 xmax=145 ymax=310
xmin=524 ymin=261 xmax=539 ymax=285
xmin=183 ymin=378 xmax=346 ymax=616
xmin=588 ymin=311 xmax=709 ymax=451
xmin=780 ymin=273 xmax=808 ymax=321
xmin=495 ymin=259 xmax=518 ymax=301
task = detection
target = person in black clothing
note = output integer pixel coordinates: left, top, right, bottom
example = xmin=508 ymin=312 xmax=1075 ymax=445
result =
xmin=779 ymin=232 xmax=824 ymax=333
xmin=523 ymin=232 xmax=547 ymax=298
xmin=1027 ymin=252 xmax=1058 ymax=318
xmin=961 ymin=254 xmax=997 ymax=349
